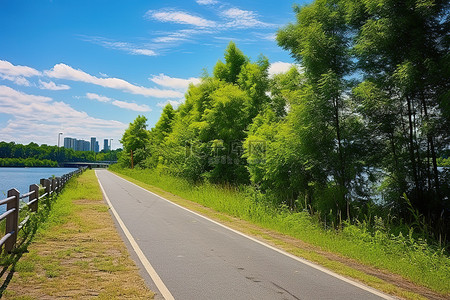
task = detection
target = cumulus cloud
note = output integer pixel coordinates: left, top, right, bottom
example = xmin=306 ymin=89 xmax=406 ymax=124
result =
xmin=85 ymin=92 xmax=151 ymax=112
xmin=149 ymin=74 xmax=201 ymax=90
xmin=0 ymin=59 xmax=41 ymax=87
xmin=0 ymin=85 xmax=126 ymax=146
xmin=0 ymin=60 xmax=41 ymax=77
xmin=45 ymin=63 xmax=183 ymax=98
xmin=39 ymin=80 xmax=70 ymax=90
xmin=268 ymin=61 xmax=299 ymax=77
xmin=145 ymin=9 xmax=216 ymax=28
xmin=86 ymin=92 xmax=111 ymax=102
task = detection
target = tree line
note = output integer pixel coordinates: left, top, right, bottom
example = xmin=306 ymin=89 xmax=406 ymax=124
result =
xmin=0 ymin=141 xmax=122 ymax=166
xmin=120 ymin=0 xmax=449 ymax=242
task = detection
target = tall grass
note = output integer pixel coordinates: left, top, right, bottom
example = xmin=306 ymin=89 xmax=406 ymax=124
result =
xmin=110 ymin=166 xmax=450 ymax=295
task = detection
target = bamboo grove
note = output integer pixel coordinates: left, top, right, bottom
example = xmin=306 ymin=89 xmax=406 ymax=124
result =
xmin=119 ymin=0 xmax=450 ymax=243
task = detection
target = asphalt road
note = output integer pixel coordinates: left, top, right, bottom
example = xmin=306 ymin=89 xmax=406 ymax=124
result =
xmin=96 ymin=169 xmax=392 ymax=300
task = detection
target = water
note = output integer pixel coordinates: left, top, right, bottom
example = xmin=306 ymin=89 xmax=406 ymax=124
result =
xmin=0 ymin=167 xmax=78 ymax=213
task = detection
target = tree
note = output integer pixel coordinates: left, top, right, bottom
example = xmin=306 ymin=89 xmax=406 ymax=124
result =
xmin=120 ymin=115 xmax=150 ymax=168
xmin=348 ymin=0 xmax=450 ymax=228
xmin=277 ymin=0 xmax=357 ymax=219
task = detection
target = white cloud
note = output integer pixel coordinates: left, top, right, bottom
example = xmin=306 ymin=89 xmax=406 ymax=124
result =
xmin=0 ymin=60 xmax=41 ymax=77
xmin=221 ymin=8 xmax=270 ymax=28
xmin=157 ymin=99 xmax=184 ymax=109
xmin=86 ymin=92 xmax=111 ymax=102
xmin=111 ymin=100 xmax=151 ymax=112
xmin=45 ymin=63 xmax=183 ymax=98
xmin=0 ymin=75 xmax=32 ymax=86
xmin=196 ymin=0 xmax=218 ymax=5
xmin=80 ymin=36 xmax=157 ymax=57
xmin=39 ymin=80 xmax=70 ymax=90
xmin=86 ymin=92 xmax=151 ymax=112
xmin=150 ymin=74 xmax=200 ymax=90
xmin=268 ymin=61 xmax=299 ymax=77
xmin=131 ymin=49 xmax=156 ymax=56
xmin=0 ymin=85 xmax=126 ymax=146
xmin=0 ymin=60 xmax=41 ymax=86
xmin=146 ymin=9 xmax=216 ymax=28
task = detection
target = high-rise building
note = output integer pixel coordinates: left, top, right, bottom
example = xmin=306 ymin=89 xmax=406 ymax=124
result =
xmin=63 ymin=137 xmax=72 ymax=149
xmin=104 ymin=139 xmax=109 ymax=151
xmin=90 ymin=137 xmax=96 ymax=152
xmin=95 ymin=141 xmax=99 ymax=153
xmin=83 ymin=140 xmax=90 ymax=152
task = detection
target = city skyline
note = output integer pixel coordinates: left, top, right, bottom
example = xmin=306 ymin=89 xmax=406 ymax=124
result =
xmin=64 ymin=136 xmax=115 ymax=152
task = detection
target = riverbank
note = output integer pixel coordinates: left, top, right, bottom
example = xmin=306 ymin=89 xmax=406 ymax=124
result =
xmin=2 ymin=170 xmax=154 ymax=299
xmin=110 ymin=166 xmax=450 ymax=300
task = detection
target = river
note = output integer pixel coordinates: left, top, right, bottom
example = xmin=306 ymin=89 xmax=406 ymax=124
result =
xmin=0 ymin=167 xmax=78 ymax=213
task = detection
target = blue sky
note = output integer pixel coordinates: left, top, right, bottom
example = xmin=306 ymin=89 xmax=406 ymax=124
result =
xmin=0 ymin=0 xmax=307 ymax=150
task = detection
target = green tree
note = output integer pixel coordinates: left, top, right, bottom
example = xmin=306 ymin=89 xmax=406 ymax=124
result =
xmin=120 ymin=115 xmax=151 ymax=168
xmin=348 ymin=0 xmax=450 ymax=228
xmin=277 ymin=0 xmax=357 ymax=218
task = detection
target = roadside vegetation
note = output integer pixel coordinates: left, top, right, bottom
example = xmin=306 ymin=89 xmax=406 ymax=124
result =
xmin=113 ymin=0 xmax=449 ymax=297
xmin=111 ymin=166 xmax=450 ymax=297
xmin=1 ymin=170 xmax=154 ymax=299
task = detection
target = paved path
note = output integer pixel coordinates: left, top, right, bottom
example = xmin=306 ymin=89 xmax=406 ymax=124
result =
xmin=96 ymin=170 xmax=392 ymax=300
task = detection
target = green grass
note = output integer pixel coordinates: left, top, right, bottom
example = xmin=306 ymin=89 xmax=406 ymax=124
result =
xmin=2 ymin=170 xmax=154 ymax=299
xmin=111 ymin=165 xmax=450 ymax=296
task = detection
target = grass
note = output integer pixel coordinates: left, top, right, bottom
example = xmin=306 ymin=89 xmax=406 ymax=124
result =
xmin=1 ymin=169 xmax=154 ymax=299
xmin=111 ymin=166 xmax=450 ymax=299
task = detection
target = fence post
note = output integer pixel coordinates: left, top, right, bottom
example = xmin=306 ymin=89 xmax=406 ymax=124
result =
xmin=44 ymin=178 xmax=51 ymax=196
xmin=51 ymin=178 xmax=56 ymax=197
xmin=5 ymin=189 xmax=19 ymax=253
xmin=29 ymin=184 xmax=40 ymax=212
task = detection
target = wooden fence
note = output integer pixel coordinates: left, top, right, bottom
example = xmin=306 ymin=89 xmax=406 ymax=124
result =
xmin=0 ymin=167 xmax=87 ymax=253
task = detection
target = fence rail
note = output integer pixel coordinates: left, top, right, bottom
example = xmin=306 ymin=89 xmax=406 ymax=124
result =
xmin=0 ymin=167 xmax=87 ymax=253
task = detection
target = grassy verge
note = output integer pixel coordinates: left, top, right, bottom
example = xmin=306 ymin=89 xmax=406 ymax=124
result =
xmin=111 ymin=166 xmax=450 ymax=299
xmin=1 ymin=169 xmax=154 ymax=299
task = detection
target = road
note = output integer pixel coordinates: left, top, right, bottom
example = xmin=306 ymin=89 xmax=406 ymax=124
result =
xmin=95 ymin=169 xmax=392 ymax=300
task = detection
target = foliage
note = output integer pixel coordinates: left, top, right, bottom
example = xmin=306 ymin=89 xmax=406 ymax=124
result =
xmin=118 ymin=0 xmax=449 ymax=245
xmin=0 ymin=141 xmax=122 ymax=166
xmin=119 ymin=115 xmax=151 ymax=168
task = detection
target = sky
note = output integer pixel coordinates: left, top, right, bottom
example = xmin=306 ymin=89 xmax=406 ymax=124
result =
xmin=0 ymin=0 xmax=308 ymax=150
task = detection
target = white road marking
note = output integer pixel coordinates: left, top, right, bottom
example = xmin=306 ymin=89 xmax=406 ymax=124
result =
xmin=95 ymin=171 xmax=175 ymax=300
xmin=107 ymin=170 xmax=395 ymax=300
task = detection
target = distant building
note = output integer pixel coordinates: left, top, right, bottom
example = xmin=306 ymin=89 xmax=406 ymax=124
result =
xmin=63 ymin=137 xmax=72 ymax=149
xmin=83 ymin=140 xmax=90 ymax=152
xmin=90 ymin=137 xmax=96 ymax=152
xmin=63 ymin=137 xmax=91 ymax=152
xmin=104 ymin=139 xmax=109 ymax=151
xmin=95 ymin=141 xmax=99 ymax=153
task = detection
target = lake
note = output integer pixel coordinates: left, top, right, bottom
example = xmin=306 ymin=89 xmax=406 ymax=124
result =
xmin=0 ymin=167 xmax=78 ymax=212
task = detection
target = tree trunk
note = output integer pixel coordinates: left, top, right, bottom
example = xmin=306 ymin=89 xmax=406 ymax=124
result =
xmin=406 ymin=95 xmax=421 ymax=200
xmin=333 ymin=96 xmax=348 ymax=219
xmin=131 ymin=149 xmax=134 ymax=169
xmin=419 ymin=92 xmax=441 ymax=200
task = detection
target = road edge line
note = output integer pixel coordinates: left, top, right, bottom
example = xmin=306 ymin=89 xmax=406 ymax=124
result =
xmin=95 ymin=170 xmax=175 ymax=300
xmin=108 ymin=170 xmax=395 ymax=300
